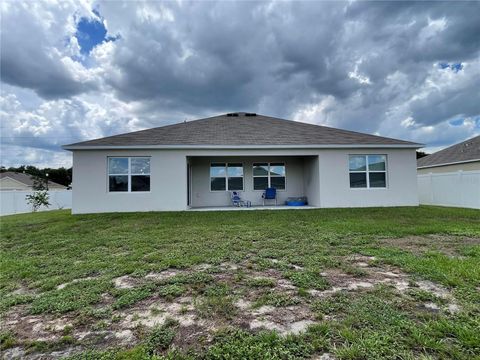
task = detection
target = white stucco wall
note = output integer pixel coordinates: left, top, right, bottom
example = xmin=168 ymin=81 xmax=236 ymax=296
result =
xmin=318 ymin=149 xmax=418 ymax=207
xmin=303 ymin=156 xmax=320 ymax=206
xmin=71 ymin=148 xmax=418 ymax=213
xmin=72 ymin=150 xmax=188 ymax=214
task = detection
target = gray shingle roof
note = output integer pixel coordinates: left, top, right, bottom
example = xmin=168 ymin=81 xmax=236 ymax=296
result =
xmin=0 ymin=172 xmax=66 ymax=188
xmin=417 ymin=135 xmax=480 ymax=168
xmin=64 ymin=113 xmax=420 ymax=148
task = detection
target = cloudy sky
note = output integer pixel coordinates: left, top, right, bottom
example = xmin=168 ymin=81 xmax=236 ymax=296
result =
xmin=1 ymin=1 xmax=479 ymax=168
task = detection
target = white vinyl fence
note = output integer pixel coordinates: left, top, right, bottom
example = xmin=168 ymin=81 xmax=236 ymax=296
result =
xmin=418 ymin=170 xmax=480 ymax=209
xmin=0 ymin=190 xmax=72 ymax=216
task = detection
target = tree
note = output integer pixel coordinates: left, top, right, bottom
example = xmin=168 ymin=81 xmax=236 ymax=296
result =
xmin=416 ymin=151 xmax=429 ymax=159
xmin=25 ymin=191 xmax=50 ymax=212
xmin=30 ymin=175 xmax=48 ymax=191
xmin=24 ymin=175 xmax=51 ymax=212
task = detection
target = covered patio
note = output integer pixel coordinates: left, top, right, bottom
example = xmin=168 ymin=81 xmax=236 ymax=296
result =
xmin=186 ymin=155 xmax=320 ymax=209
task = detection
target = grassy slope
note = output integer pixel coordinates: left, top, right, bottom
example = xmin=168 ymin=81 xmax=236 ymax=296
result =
xmin=1 ymin=206 xmax=479 ymax=359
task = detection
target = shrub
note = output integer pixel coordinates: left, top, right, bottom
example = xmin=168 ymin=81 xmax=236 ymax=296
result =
xmin=25 ymin=190 xmax=50 ymax=212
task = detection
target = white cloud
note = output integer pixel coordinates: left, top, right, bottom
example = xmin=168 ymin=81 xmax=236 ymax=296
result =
xmin=1 ymin=0 xmax=479 ymax=168
xmin=0 ymin=90 xmax=141 ymax=167
xmin=348 ymin=59 xmax=372 ymax=85
xmin=0 ymin=0 xmax=98 ymax=98
xmin=292 ymin=96 xmax=337 ymax=126
xmin=418 ymin=17 xmax=447 ymax=43
xmin=0 ymin=145 xmax=72 ymax=168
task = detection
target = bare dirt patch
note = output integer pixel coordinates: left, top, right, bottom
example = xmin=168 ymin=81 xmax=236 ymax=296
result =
xmin=379 ymin=235 xmax=480 ymax=257
xmin=113 ymin=275 xmax=140 ymax=289
xmin=113 ymin=268 xmax=188 ymax=289
xmin=144 ymin=269 xmax=182 ymax=282
xmin=1 ymin=346 xmax=80 ymax=360
xmin=219 ymin=262 xmax=239 ymax=271
xmin=56 ymin=276 xmax=97 ymax=290
xmin=314 ymin=353 xmax=336 ymax=360
xmin=247 ymin=305 xmax=315 ymax=335
xmin=9 ymin=283 xmax=38 ymax=298
xmin=118 ymin=298 xmax=197 ymax=329
xmin=307 ymin=254 xmax=460 ymax=315
xmin=191 ymin=263 xmax=213 ymax=272
xmin=1 ymin=256 xmax=462 ymax=359
xmin=416 ymin=280 xmax=451 ymax=299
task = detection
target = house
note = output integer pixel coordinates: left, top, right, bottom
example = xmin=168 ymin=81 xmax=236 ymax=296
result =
xmin=0 ymin=172 xmax=66 ymax=191
xmin=63 ymin=113 xmax=421 ymax=214
xmin=417 ymin=135 xmax=480 ymax=209
xmin=417 ymin=135 xmax=480 ymax=174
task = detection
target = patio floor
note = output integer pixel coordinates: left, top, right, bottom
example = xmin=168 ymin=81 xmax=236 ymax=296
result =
xmin=187 ymin=205 xmax=317 ymax=211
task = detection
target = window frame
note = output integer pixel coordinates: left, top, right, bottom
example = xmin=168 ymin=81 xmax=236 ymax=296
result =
xmin=252 ymin=162 xmax=286 ymax=191
xmin=209 ymin=162 xmax=244 ymax=192
xmin=348 ymin=154 xmax=387 ymax=189
xmin=107 ymin=156 xmax=151 ymax=193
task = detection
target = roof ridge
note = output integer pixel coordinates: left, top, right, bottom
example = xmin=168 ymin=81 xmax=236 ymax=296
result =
xmin=257 ymin=114 xmax=416 ymax=145
xmin=64 ymin=113 xmax=421 ymax=148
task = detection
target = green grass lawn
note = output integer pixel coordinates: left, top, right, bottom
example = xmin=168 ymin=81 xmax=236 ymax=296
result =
xmin=0 ymin=206 xmax=479 ymax=359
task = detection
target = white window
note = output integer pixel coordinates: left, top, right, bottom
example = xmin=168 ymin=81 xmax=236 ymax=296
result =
xmin=108 ymin=157 xmax=150 ymax=192
xmin=253 ymin=163 xmax=286 ymax=190
xmin=210 ymin=163 xmax=244 ymax=191
xmin=349 ymin=155 xmax=386 ymax=188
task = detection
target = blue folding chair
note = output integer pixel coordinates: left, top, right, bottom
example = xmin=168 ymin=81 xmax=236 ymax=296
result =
xmin=262 ymin=187 xmax=277 ymax=206
xmin=231 ymin=191 xmax=245 ymax=207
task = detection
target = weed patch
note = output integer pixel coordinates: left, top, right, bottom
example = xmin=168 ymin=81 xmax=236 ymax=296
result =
xmin=283 ymin=270 xmax=330 ymax=290
xmin=196 ymin=296 xmax=237 ymax=319
xmin=0 ymin=330 xmax=16 ymax=350
xmin=29 ymin=280 xmax=111 ymax=314
xmin=254 ymin=291 xmax=300 ymax=308
xmin=246 ymin=277 xmax=276 ymax=288
xmin=143 ymin=319 xmax=178 ymax=355
xmin=159 ymin=284 xmax=187 ymax=300
xmin=112 ymin=286 xmax=155 ymax=310
xmin=206 ymin=329 xmax=314 ymax=359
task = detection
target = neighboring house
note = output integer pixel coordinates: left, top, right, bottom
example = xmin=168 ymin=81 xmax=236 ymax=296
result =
xmin=0 ymin=172 xmax=66 ymax=191
xmin=417 ymin=135 xmax=480 ymax=174
xmin=417 ymin=136 xmax=480 ymax=209
xmin=63 ymin=112 xmax=421 ymax=214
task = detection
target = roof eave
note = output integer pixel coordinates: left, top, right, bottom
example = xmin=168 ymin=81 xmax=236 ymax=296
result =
xmin=63 ymin=143 xmax=423 ymax=151
xmin=417 ymin=158 xmax=480 ymax=169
